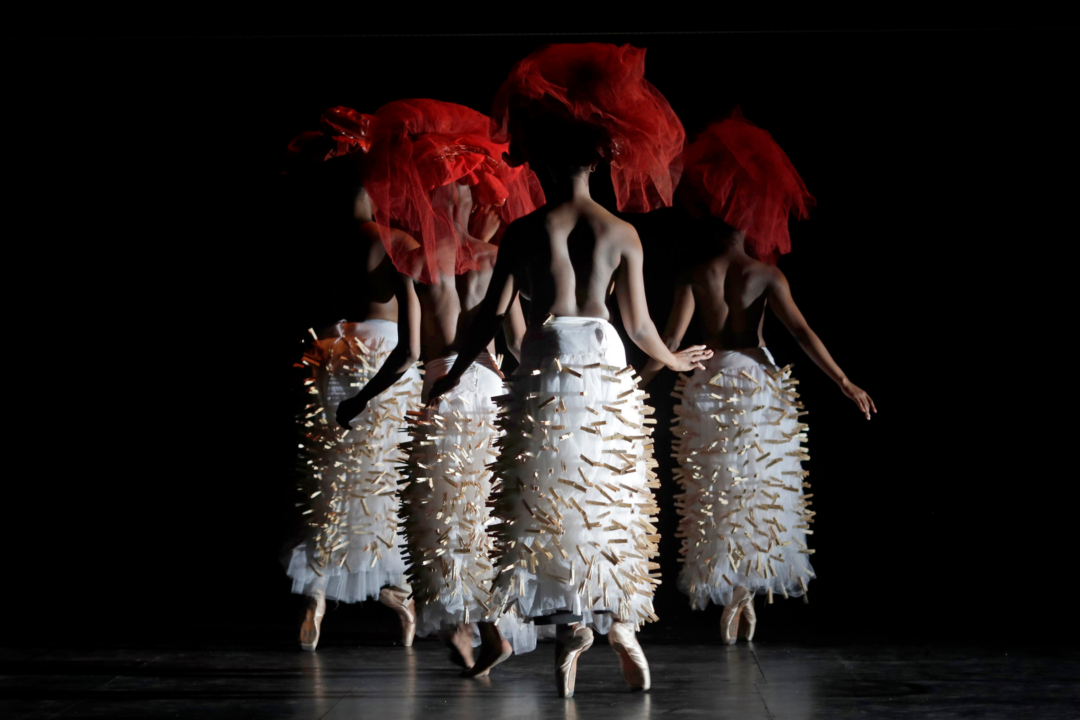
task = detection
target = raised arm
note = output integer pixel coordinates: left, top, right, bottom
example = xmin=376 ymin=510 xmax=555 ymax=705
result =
xmin=639 ymin=277 xmax=696 ymax=386
xmin=427 ymin=222 xmax=523 ymax=403
xmin=335 ymin=268 xmax=422 ymax=429
xmin=767 ymin=268 xmax=876 ymax=420
xmin=614 ymin=230 xmax=711 ymax=373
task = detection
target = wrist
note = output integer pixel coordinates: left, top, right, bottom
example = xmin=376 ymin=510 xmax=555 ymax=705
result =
xmin=838 ymin=376 xmax=851 ymax=389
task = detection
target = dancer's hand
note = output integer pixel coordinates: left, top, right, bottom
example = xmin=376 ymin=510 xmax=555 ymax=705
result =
xmin=475 ymin=205 xmax=501 ymax=243
xmin=667 ymin=345 xmax=713 ymax=373
xmin=840 ymin=379 xmax=876 ymax=420
xmin=427 ymin=374 xmax=461 ymax=406
xmin=336 ymin=395 xmax=367 ymax=430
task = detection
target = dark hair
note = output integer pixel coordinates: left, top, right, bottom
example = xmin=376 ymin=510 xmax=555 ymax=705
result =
xmin=509 ymin=100 xmax=604 ymax=174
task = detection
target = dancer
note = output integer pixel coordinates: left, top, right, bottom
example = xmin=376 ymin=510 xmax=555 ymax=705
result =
xmin=641 ymin=108 xmax=876 ymax=644
xmin=428 ymin=43 xmax=712 ymax=696
xmin=284 ymin=107 xmax=423 ymax=651
xmin=340 ymin=98 xmax=543 ymax=672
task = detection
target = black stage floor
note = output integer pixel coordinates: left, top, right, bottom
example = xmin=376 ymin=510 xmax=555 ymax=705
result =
xmin=3 ymin=636 xmax=1077 ymax=720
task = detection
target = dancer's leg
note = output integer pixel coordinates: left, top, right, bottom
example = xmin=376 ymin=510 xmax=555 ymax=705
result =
xmin=299 ymin=590 xmax=326 ymax=651
xmin=608 ymin=619 xmax=650 ymax=691
xmin=441 ymin=623 xmax=476 ymax=669
xmin=738 ymin=595 xmax=757 ymax=641
xmin=379 ymin=586 xmax=416 ymax=647
xmin=554 ymin=623 xmax=594 ymax=698
xmin=720 ymin=586 xmax=752 ymax=645
xmin=463 ymin=621 xmax=513 ymax=678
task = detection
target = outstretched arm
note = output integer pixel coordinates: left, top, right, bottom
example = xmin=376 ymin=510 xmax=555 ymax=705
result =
xmin=335 ymin=269 xmax=421 ymax=429
xmin=640 ymin=278 xmax=696 ymax=386
xmin=614 ymin=231 xmax=712 ymax=373
xmin=428 ymin=224 xmax=523 ymax=402
xmin=767 ymin=268 xmax=876 ymax=420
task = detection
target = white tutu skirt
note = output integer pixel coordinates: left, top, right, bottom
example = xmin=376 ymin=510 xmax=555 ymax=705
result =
xmin=488 ymin=317 xmax=661 ymax=654
xmin=399 ymin=353 xmax=505 ymax=640
xmin=286 ymin=320 xmax=422 ymax=603
xmin=671 ymin=348 xmax=815 ymax=609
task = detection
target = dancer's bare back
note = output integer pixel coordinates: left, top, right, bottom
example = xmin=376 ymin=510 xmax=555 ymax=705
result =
xmin=646 ymin=234 xmax=876 ymax=419
xmin=504 ymin=197 xmax=639 ymax=323
xmin=418 ymin=238 xmax=502 ymax=360
xmin=683 ymin=249 xmax=777 ymax=351
xmin=425 ymin=188 xmax=714 ymax=406
xmin=325 ymin=221 xmax=399 ymax=328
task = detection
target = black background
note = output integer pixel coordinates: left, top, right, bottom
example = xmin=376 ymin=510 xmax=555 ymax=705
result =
xmin=4 ymin=16 xmax=1077 ymax=648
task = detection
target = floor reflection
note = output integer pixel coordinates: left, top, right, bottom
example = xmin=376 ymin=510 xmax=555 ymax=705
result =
xmin=16 ymin=640 xmax=1066 ymax=720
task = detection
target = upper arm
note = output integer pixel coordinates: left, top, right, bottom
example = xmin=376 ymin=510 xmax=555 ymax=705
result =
xmin=391 ymin=269 xmax=422 ymax=361
xmin=613 ymin=227 xmax=648 ymax=328
xmin=662 ymin=271 xmax=696 ymax=349
xmin=502 ymin=295 xmax=527 ymax=352
xmin=358 ymin=223 xmax=387 ymax=272
xmin=487 ymin=221 xmax=525 ymax=315
xmin=766 ymin=268 xmax=810 ymax=335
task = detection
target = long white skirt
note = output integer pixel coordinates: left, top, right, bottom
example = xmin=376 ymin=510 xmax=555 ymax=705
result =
xmin=286 ymin=319 xmax=422 ymax=603
xmin=489 ymin=317 xmax=661 ymax=654
xmin=671 ymin=348 xmax=815 ymax=609
xmin=399 ymin=353 xmax=505 ymax=639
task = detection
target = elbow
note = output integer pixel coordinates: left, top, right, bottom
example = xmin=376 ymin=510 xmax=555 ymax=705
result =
xmin=625 ymin=321 xmax=653 ymax=345
xmin=394 ymin=345 xmax=420 ymax=370
xmin=790 ymin=326 xmax=813 ymax=345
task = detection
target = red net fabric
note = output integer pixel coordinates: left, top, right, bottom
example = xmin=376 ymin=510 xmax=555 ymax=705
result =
xmin=364 ymin=99 xmax=545 ymax=284
xmin=491 ymin=42 xmax=685 ymax=213
xmin=681 ymin=108 xmax=816 ymax=264
xmin=284 ymin=106 xmax=375 ymax=161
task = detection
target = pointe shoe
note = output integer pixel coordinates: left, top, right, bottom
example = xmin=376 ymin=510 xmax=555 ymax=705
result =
xmin=555 ymin=624 xmax=594 ymax=698
xmin=738 ymin=595 xmax=757 ymax=641
xmin=299 ymin=592 xmax=326 ymax=652
xmin=720 ymin=586 xmax=753 ymax=645
xmin=379 ymin=587 xmax=416 ymax=647
xmin=608 ymin=621 xmax=650 ymax=691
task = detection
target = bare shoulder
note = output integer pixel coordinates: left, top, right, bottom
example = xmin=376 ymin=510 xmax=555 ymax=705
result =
xmin=466 ymin=238 xmax=499 ymax=268
xmin=592 ymin=209 xmax=640 ymax=251
xmin=758 ymin=262 xmax=789 ymax=292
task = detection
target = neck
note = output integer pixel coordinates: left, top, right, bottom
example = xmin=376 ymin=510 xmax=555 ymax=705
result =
xmin=719 ymin=228 xmax=747 ymax=253
xmin=541 ymin=167 xmax=592 ymax=204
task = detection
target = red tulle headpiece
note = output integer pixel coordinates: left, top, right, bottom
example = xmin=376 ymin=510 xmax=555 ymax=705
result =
xmin=491 ymin=43 xmax=685 ymax=213
xmin=364 ymin=98 xmax=545 ymax=284
xmin=681 ymin=108 xmax=816 ymax=264
xmin=284 ymin=106 xmax=375 ymax=162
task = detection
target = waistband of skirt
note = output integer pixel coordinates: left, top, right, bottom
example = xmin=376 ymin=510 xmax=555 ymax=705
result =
xmin=541 ymin=315 xmax=615 ymax=329
xmin=315 ymin=319 xmax=397 ymax=340
xmin=705 ymin=347 xmax=777 ymax=369
xmin=423 ymin=352 xmax=500 ymax=383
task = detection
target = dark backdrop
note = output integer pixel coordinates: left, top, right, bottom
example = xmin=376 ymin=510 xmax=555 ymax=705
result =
xmin=4 ymin=22 xmax=1077 ymax=648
